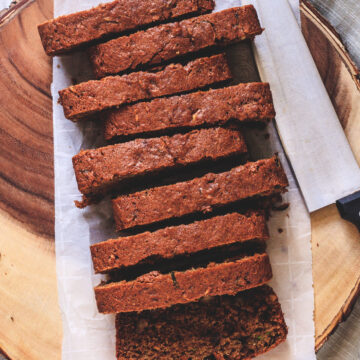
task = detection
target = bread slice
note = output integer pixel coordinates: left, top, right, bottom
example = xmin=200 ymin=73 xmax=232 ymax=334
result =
xmin=112 ymin=156 xmax=288 ymax=231
xmin=103 ymin=82 xmax=275 ymax=140
xmin=95 ymin=252 xmax=272 ymax=313
xmin=59 ymin=54 xmax=232 ymax=121
xmin=38 ymin=0 xmax=214 ymax=56
xmin=90 ymin=6 xmax=262 ymax=77
xmin=73 ymin=127 xmax=247 ymax=198
xmin=115 ymin=285 xmax=287 ymax=359
xmin=91 ymin=211 xmax=268 ymax=273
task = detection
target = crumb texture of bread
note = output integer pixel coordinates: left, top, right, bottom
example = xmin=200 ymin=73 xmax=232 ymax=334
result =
xmin=115 ymin=285 xmax=288 ymax=359
xmin=72 ymin=127 xmax=247 ymax=196
xmin=112 ymin=156 xmax=289 ymax=230
xmin=103 ymin=82 xmax=275 ymax=140
xmin=38 ymin=0 xmax=215 ymax=55
xmin=89 ymin=6 xmax=262 ymax=77
xmin=58 ymin=54 xmax=231 ymax=120
xmin=91 ymin=211 xmax=269 ymax=273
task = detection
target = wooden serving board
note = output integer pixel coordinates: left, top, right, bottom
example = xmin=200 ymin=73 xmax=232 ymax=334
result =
xmin=300 ymin=0 xmax=360 ymax=351
xmin=0 ymin=0 xmax=359 ymax=358
xmin=0 ymin=0 xmax=62 ymax=359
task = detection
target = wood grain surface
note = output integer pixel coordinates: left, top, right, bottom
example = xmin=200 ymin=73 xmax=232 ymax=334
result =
xmin=301 ymin=0 xmax=360 ymax=352
xmin=0 ymin=0 xmax=62 ymax=359
xmin=0 ymin=0 xmax=54 ymax=237
xmin=0 ymin=0 xmax=359 ymax=358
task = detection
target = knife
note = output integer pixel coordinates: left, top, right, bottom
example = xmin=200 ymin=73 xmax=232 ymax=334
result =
xmin=243 ymin=0 xmax=360 ymax=230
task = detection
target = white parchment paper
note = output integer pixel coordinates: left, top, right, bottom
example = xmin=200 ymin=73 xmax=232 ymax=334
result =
xmin=53 ymin=1 xmax=316 ymax=359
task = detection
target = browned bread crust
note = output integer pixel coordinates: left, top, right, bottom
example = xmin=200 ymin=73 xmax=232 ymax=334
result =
xmin=59 ymin=54 xmax=231 ymax=121
xmin=103 ymin=82 xmax=275 ymax=140
xmin=91 ymin=211 xmax=269 ymax=273
xmin=38 ymin=0 xmax=215 ymax=56
xmin=90 ymin=6 xmax=262 ymax=77
xmin=95 ymin=253 xmax=272 ymax=313
xmin=112 ymin=156 xmax=289 ymax=231
xmin=115 ymin=285 xmax=287 ymax=359
xmin=73 ymin=127 xmax=247 ymax=196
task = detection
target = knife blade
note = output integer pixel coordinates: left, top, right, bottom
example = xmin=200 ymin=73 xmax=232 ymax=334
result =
xmin=243 ymin=0 xmax=360 ymax=229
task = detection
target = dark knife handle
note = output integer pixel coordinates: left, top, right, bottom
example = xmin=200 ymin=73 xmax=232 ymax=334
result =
xmin=336 ymin=190 xmax=360 ymax=231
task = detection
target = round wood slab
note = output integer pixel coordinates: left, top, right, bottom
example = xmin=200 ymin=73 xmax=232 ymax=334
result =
xmin=0 ymin=0 xmax=61 ymax=359
xmin=0 ymin=0 xmax=359 ymax=358
xmin=301 ymin=0 xmax=360 ymax=351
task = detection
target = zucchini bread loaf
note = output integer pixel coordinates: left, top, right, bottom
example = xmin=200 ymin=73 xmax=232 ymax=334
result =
xmin=59 ymin=53 xmax=231 ymax=120
xmin=38 ymin=0 xmax=215 ymax=56
xmin=115 ymin=285 xmax=287 ymax=359
xmin=89 ymin=6 xmax=262 ymax=77
xmin=91 ymin=211 xmax=269 ymax=273
xmin=95 ymin=251 xmax=272 ymax=313
xmin=73 ymin=127 xmax=247 ymax=198
xmin=103 ymin=82 xmax=275 ymax=140
xmin=112 ymin=156 xmax=288 ymax=230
